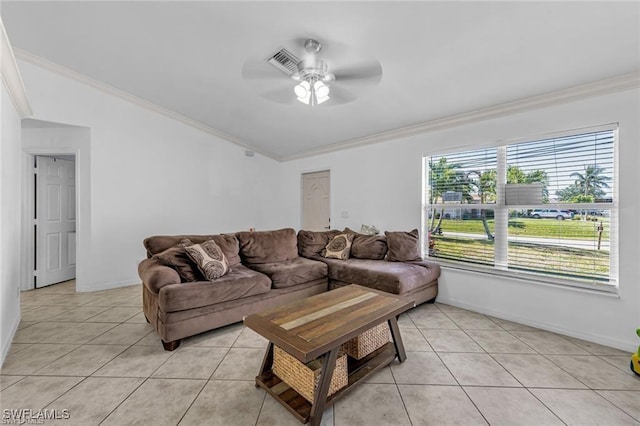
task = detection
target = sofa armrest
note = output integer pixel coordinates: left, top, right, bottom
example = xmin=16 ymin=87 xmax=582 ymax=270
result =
xmin=407 ymin=259 xmax=441 ymax=278
xmin=138 ymin=258 xmax=181 ymax=294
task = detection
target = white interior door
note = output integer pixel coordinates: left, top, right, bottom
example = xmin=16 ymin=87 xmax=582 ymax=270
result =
xmin=302 ymin=170 xmax=330 ymax=231
xmin=36 ymin=156 xmax=76 ymax=287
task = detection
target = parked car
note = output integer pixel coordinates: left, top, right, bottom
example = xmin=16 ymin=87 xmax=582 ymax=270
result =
xmin=530 ymin=209 xmax=572 ymax=220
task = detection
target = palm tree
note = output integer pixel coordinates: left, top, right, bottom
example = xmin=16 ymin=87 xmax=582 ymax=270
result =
xmin=465 ymin=170 xmax=496 ymax=239
xmin=571 ymin=165 xmax=611 ymax=199
xmin=569 ymin=165 xmax=611 ymax=220
xmin=478 ymin=170 xmax=497 ymax=204
xmin=428 ymin=158 xmax=473 ymax=233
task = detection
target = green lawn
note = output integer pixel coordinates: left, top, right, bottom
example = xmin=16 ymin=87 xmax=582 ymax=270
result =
xmin=434 ymin=217 xmax=609 ymax=241
xmin=431 ymin=237 xmax=610 ymax=280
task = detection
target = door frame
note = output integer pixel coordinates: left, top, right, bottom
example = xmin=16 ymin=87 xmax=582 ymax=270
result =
xmin=300 ymin=168 xmax=331 ymax=230
xmin=21 ymin=148 xmax=81 ymax=291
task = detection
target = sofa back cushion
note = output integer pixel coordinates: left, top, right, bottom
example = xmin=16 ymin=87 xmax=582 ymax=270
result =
xmin=385 ymin=229 xmax=422 ymax=262
xmin=144 ymin=234 xmax=241 ymax=267
xmin=236 ymin=228 xmax=298 ymax=264
xmin=297 ymin=229 xmax=341 ymax=258
xmin=350 ymin=234 xmax=388 ymax=260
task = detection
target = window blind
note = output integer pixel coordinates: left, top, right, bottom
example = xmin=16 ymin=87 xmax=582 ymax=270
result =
xmin=424 ymin=128 xmax=616 ymax=287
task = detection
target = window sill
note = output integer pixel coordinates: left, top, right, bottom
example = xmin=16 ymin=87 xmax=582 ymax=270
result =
xmin=433 ymin=259 xmax=620 ymax=298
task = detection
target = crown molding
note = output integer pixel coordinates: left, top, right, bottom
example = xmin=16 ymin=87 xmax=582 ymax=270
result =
xmin=280 ymin=71 xmax=640 ymax=161
xmin=14 ymin=48 xmax=279 ymax=160
xmin=1 ymin=20 xmax=32 ymax=118
xmin=12 ymin=44 xmax=639 ymax=163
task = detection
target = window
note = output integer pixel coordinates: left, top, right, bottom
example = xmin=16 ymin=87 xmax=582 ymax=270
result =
xmin=423 ymin=126 xmax=616 ymax=288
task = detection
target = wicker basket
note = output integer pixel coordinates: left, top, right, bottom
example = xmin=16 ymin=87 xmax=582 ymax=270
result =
xmin=272 ymin=346 xmax=348 ymax=402
xmin=342 ymin=322 xmax=391 ymax=360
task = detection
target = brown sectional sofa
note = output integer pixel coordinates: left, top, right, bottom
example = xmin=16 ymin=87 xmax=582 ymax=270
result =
xmin=139 ymin=228 xmax=440 ymax=351
xmin=139 ymin=229 xmax=327 ymax=350
xmin=297 ymin=229 xmax=440 ymax=305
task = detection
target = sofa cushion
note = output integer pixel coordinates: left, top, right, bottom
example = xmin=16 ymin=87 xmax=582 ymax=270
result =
xmin=144 ymin=234 xmax=241 ymax=267
xmin=385 ymin=229 xmax=422 ymax=262
xmin=316 ymin=257 xmax=439 ymax=295
xmin=248 ymin=257 xmax=328 ymax=289
xmin=350 ymin=234 xmax=388 ymax=260
xmin=152 ymin=246 xmax=203 ymax=282
xmin=158 ymin=264 xmax=271 ymax=312
xmin=236 ymin=228 xmax=298 ymax=264
xmin=297 ymin=229 xmax=341 ymax=258
xmin=185 ymin=240 xmax=229 ymax=280
xmin=322 ymin=233 xmax=354 ymax=260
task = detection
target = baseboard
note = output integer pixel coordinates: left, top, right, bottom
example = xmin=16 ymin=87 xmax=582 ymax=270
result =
xmin=76 ymin=279 xmax=141 ymax=293
xmin=435 ymin=296 xmax=635 ymax=353
xmin=1 ymin=308 xmax=21 ymax=367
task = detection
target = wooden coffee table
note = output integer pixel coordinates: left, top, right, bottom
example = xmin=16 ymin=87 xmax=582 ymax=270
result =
xmin=244 ymin=284 xmax=414 ymax=426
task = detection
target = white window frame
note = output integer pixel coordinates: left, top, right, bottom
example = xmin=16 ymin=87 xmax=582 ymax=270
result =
xmin=422 ymin=123 xmax=618 ymax=293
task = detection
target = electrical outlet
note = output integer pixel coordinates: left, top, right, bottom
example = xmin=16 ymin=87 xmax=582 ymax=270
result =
xmin=341 ymin=211 xmax=349 ymax=218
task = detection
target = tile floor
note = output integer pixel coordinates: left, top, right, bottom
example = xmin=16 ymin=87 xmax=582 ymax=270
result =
xmin=2 ymin=280 xmax=639 ymax=425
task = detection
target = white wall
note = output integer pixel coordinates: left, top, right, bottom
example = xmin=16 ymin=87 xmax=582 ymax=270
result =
xmin=277 ymin=88 xmax=640 ymax=351
xmin=1 ymin=81 xmax=24 ymax=363
xmin=18 ymin=60 xmax=283 ymax=292
xmin=14 ymin=57 xmax=640 ymax=351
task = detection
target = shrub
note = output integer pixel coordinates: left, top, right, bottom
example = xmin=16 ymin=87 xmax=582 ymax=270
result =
xmin=572 ymin=214 xmax=582 ymax=220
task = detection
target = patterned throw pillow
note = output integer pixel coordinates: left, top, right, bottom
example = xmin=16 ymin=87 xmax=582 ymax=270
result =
xmin=322 ymin=233 xmax=354 ymax=260
xmin=185 ymin=239 xmax=229 ymax=280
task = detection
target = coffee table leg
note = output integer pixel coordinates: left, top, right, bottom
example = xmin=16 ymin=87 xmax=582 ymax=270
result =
xmin=309 ymin=347 xmax=339 ymax=426
xmin=256 ymin=342 xmax=274 ymax=387
xmin=388 ymin=317 xmax=407 ymax=362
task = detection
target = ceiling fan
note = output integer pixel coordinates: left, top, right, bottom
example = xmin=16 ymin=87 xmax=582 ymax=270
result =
xmin=241 ymin=38 xmax=383 ymax=106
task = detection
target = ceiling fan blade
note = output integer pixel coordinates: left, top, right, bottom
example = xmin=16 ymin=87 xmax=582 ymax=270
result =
xmin=332 ymin=61 xmax=383 ymax=83
xmin=328 ymin=85 xmax=358 ymax=104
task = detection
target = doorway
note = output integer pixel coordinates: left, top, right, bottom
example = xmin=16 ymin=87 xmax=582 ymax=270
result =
xmin=34 ymin=155 xmax=76 ymax=287
xmin=21 ymin=119 xmax=89 ymax=293
xmin=301 ymin=170 xmax=330 ymax=231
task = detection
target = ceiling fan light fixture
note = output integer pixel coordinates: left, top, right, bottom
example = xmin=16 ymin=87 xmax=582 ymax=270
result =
xmin=314 ymin=80 xmax=330 ymax=98
xmin=295 ymin=78 xmax=330 ymax=106
xmin=294 ymin=80 xmax=310 ymax=98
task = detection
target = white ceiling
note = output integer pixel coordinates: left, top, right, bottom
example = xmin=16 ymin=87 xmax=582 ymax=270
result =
xmin=3 ymin=1 xmax=639 ymax=160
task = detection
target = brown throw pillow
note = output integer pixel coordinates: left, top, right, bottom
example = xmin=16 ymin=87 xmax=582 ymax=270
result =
xmin=152 ymin=246 xmax=202 ymax=282
xmin=385 ymin=229 xmax=422 ymax=262
xmin=185 ymin=239 xmax=229 ymax=280
xmin=322 ymin=233 xmax=354 ymax=260
xmin=351 ymin=235 xmax=388 ymax=260
xmin=154 ymin=238 xmax=201 ymax=282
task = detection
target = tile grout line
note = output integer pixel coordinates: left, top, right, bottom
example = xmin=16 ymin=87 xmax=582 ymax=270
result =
xmin=426 ymin=346 xmax=491 ymax=425
xmin=97 ymin=377 xmax=151 ymax=425
xmin=593 ymin=390 xmax=640 ymax=423
xmin=253 ymin=389 xmax=269 ymax=426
